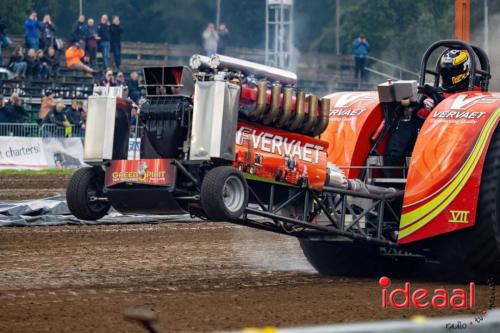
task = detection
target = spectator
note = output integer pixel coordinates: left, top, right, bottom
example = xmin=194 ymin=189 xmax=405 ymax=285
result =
xmin=65 ymin=42 xmax=94 ymax=74
xmin=39 ymin=91 xmax=55 ymax=123
xmin=85 ymin=18 xmax=98 ymax=66
xmin=65 ymin=99 xmax=85 ymax=136
xmin=42 ymin=101 xmax=71 ymax=137
xmin=41 ymin=47 xmax=59 ymax=79
xmin=71 ymin=15 xmax=87 ymax=46
xmin=352 ymin=33 xmax=369 ymax=80
xmin=126 ymin=71 xmax=141 ymax=103
xmin=4 ymin=93 xmax=27 ymax=123
xmin=24 ymin=11 xmax=40 ymax=50
xmin=110 ymin=16 xmax=123 ymax=70
xmin=100 ymin=69 xmax=115 ymax=87
xmin=98 ymin=15 xmax=111 ymax=69
xmin=115 ymin=72 xmax=126 ymax=87
xmin=217 ymin=23 xmax=229 ymax=55
xmin=0 ymin=95 xmax=6 ymax=123
xmin=130 ymin=104 xmax=138 ymax=132
xmin=7 ymin=46 xmax=27 ymax=78
xmin=0 ymin=20 xmax=12 ymax=66
xmin=202 ymin=23 xmax=218 ymax=56
xmin=40 ymin=14 xmax=56 ymax=51
xmin=25 ymin=48 xmax=40 ymax=78
xmin=82 ymin=54 xmax=93 ymax=70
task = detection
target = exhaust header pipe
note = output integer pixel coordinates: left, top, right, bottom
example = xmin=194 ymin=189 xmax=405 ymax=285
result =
xmin=312 ymin=98 xmax=331 ymax=136
xmin=288 ymin=91 xmax=305 ymax=131
xmin=263 ymin=83 xmax=282 ymax=125
xmin=190 ymin=54 xmax=297 ymax=85
xmin=302 ymin=95 xmax=318 ymax=133
xmin=276 ymin=87 xmax=293 ymax=128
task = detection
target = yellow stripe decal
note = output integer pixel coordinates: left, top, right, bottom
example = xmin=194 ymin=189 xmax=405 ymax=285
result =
xmin=399 ymin=108 xmax=500 ymax=239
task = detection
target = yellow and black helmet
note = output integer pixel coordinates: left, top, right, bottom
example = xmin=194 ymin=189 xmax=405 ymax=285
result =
xmin=439 ymin=49 xmax=471 ymax=92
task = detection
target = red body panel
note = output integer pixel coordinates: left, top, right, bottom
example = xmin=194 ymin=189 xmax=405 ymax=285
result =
xmin=321 ymin=92 xmax=384 ymax=178
xmin=398 ymin=92 xmax=500 ymax=243
xmin=234 ymin=121 xmax=329 ymax=191
xmin=105 ymin=159 xmax=175 ymax=187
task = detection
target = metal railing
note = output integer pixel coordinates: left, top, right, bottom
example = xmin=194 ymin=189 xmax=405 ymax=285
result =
xmin=0 ymin=123 xmax=84 ymax=138
xmin=365 ymin=55 xmax=419 ymax=81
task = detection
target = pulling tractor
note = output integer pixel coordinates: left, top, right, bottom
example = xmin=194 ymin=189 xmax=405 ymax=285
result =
xmin=67 ymin=40 xmax=500 ymax=281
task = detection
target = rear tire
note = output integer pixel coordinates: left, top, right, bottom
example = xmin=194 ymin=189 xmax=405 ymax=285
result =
xmin=201 ymin=166 xmax=249 ymax=221
xmin=434 ymin=127 xmax=500 ymax=282
xmin=300 ymin=240 xmax=384 ymax=277
xmin=66 ymin=167 xmax=110 ymax=221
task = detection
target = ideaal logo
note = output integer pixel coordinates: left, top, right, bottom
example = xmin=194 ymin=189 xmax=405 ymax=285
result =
xmin=380 ymin=277 xmax=497 ymax=329
xmin=379 ymin=276 xmax=475 ymax=309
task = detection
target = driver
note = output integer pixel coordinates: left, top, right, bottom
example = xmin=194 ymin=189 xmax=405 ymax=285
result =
xmin=383 ymin=49 xmax=472 ymax=170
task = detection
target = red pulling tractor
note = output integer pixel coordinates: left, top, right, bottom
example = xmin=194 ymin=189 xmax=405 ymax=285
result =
xmin=67 ymin=40 xmax=500 ymax=281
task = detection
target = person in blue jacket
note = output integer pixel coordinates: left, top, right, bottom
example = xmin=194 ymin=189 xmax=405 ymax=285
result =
xmin=24 ymin=11 xmax=41 ymax=50
xmin=352 ymin=33 xmax=369 ymax=80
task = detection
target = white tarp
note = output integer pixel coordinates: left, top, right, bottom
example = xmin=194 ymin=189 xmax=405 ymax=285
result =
xmin=0 ymin=137 xmax=84 ymax=170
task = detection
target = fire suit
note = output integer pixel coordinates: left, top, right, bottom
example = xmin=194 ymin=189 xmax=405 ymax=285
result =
xmin=383 ymin=93 xmax=450 ymax=170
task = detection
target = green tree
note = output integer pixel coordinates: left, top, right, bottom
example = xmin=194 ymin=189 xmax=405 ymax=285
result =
xmin=309 ymin=0 xmax=455 ymax=70
xmin=0 ymin=0 xmax=33 ymax=35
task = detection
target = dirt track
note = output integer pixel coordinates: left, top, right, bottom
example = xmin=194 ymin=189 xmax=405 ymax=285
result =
xmin=0 ymin=174 xmax=70 ymax=200
xmin=0 ymin=175 xmax=497 ymax=332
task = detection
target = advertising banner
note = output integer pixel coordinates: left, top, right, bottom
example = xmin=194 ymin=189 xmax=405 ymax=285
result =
xmin=0 ymin=137 xmax=48 ymax=169
xmin=0 ymin=137 xmax=84 ymax=170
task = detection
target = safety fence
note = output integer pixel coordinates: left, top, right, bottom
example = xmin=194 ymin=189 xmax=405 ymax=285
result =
xmin=0 ymin=123 xmax=84 ymax=138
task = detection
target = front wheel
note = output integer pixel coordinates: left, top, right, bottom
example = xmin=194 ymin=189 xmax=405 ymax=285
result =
xmin=300 ymin=240 xmax=385 ymax=277
xmin=200 ymin=166 xmax=249 ymax=221
xmin=66 ymin=167 xmax=110 ymax=221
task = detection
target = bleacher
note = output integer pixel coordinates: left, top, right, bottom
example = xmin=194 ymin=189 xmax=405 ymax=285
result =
xmin=0 ymin=36 xmax=381 ymax=124
xmin=0 ymin=69 xmax=95 ymax=122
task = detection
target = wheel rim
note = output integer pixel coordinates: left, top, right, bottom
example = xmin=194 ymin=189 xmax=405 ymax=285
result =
xmin=86 ymin=178 xmax=108 ymax=213
xmin=222 ymin=175 xmax=245 ymax=213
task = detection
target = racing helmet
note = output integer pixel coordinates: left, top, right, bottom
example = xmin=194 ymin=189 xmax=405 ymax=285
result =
xmin=438 ymin=49 xmax=471 ymax=92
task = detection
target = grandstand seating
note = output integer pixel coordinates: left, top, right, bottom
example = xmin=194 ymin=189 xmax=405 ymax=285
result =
xmin=0 ymin=68 xmax=95 ymax=122
xmin=0 ymin=36 xmax=379 ymax=126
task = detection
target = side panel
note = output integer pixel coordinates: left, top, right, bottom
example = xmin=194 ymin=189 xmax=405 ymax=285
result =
xmin=398 ymin=92 xmax=500 ymax=244
xmin=321 ymin=91 xmax=383 ymax=178
xmin=234 ymin=121 xmax=328 ymax=191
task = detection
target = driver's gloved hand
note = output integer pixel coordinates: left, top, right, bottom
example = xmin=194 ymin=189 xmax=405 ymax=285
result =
xmin=417 ymin=98 xmax=435 ymax=119
xmin=419 ymin=84 xmax=445 ymax=103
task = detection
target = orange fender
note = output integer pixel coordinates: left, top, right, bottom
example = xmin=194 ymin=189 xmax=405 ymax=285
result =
xmin=321 ymin=92 xmax=383 ymax=178
xmin=398 ymin=92 xmax=500 ymax=243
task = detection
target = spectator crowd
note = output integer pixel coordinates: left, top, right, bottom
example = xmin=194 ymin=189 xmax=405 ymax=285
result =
xmin=0 ymin=9 xmax=143 ymax=136
xmin=0 ymin=91 xmax=87 ymax=137
xmin=202 ymin=22 xmax=230 ymax=56
xmin=0 ymin=10 xmax=125 ymax=80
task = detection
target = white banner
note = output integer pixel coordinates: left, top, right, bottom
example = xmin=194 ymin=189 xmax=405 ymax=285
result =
xmin=0 ymin=137 xmax=48 ymax=169
xmin=0 ymin=137 xmax=84 ymax=170
xmin=42 ymin=138 xmax=85 ymax=169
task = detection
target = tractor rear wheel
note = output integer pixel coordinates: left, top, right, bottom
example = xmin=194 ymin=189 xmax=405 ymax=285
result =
xmin=300 ymin=240 xmax=384 ymax=277
xmin=201 ymin=166 xmax=249 ymax=221
xmin=66 ymin=167 xmax=110 ymax=221
xmin=434 ymin=127 xmax=500 ymax=282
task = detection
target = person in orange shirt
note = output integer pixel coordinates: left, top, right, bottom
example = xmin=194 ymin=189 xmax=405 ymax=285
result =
xmin=65 ymin=41 xmax=94 ymax=74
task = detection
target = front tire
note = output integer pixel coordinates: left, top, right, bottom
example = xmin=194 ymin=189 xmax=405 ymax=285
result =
xmin=300 ymin=240 xmax=384 ymax=277
xmin=66 ymin=167 xmax=110 ymax=221
xmin=201 ymin=166 xmax=249 ymax=221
